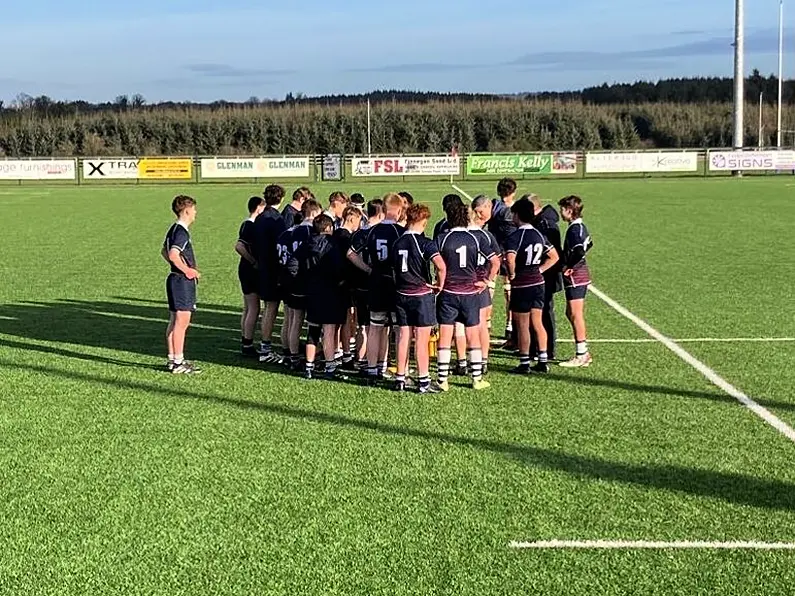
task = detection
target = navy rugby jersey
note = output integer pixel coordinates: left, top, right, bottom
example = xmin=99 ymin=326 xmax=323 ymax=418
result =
xmin=237 ymin=218 xmax=256 ymax=276
xmin=356 ymin=220 xmax=405 ymax=284
xmin=392 ymin=231 xmax=440 ymax=296
xmin=348 ymin=228 xmax=372 ymax=291
xmin=281 ymin=203 xmax=301 ymax=228
xmin=486 ymin=199 xmax=517 ymax=248
xmin=432 ymin=218 xmax=450 ymax=242
xmin=278 ymin=222 xmax=314 ymax=295
xmin=253 ymin=207 xmax=288 ymax=275
xmin=562 ymin=218 xmax=593 ymax=286
xmin=503 ymin=225 xmax=553 ymax=288
xmin=164 ymin=222 xmax=196 ymax=274
xmin=468 ymin=227 xmax=501 ymax=283
xmin=438 ymin=228 xmax=495 ymax=295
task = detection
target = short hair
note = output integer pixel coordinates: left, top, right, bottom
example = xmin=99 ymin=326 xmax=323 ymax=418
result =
xmin=367 ymin=199 xmax=384 ymax=219
xmin=558 ymin=195 xmax=584 ymax=218
xmin=447 ymin=203 xmax=470 ymax=229
xmin=471 ymin=194 xmax=491 ymax=211
xmin=497 ymin=178 xmax=517 ymax=199
xmin=313 ymin=213 xmax=334 ymax=234
xmin=398 ymin=191 xmax=415 ymax=205
xmin=247 ymin=195 xmax=264 ymax=214
xmin=383 ymin=192 xmax=404 ymax=215
xmin=342 ymin=205 xmax=363 ymax=222
xmin=442 ymin=194 xmax=464 ymax=213
xmin=521 ymin=193 xmax=541 ymax=211
xmin=350 ymin=193 xmax=366 ymax=206
xmin=172 ymin=195 xmax=196 ymax=215
xmin=263 ymin=184 xmax=285 ymax=206
xmin=511 ymin=197 xmax=535 ymax=224
xmin=301 ymin=198 xmax=323 ymax=219
xmin=292 ymin=187 xmax=310 ymax=203
xmin=406 ymin=203 xmax=431 ymax=225
xmin=329 ymin=191 xmax=349 ymax=207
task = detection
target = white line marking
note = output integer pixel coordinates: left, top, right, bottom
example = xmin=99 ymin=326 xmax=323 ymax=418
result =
xmin=490 ymin=337 xmax=795 ymax=345
xmin=589 ymin=285 xmax=795 ymax=444
xmin=509 ymin=540 xmax=795 ymax=550
xmin=451 ymin=184 xmax=474 ymax=201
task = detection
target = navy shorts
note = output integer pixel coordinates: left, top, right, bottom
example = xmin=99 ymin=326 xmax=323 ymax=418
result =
xmin=284 ymin=293 xmax=306 ymax=311
xmin=369 ymin=283 xmax=396 ymax=316
xmin=258 ymin=271 xmax=281 ymax=303
xmin=510 ymin=285 xmax=545 ymax=313
xmin=166 ymin=274 xmax=197 ymax=312
xmin=239 ymin=270 xmax=258 ymax=296
xmin=307 ymin=291 xmax=348 ymax=326
xmin=395 ymin=293 xmax=437 ymax=328
xmin=477 ymin=287 xmax=492 ymax=310
xmin=352 ymin=289 xmax=370 ymax=327
xmin=564 ymin=283 xmax=589 ymax=301
xmin=437 ymin=292 xmax=481 ymax=328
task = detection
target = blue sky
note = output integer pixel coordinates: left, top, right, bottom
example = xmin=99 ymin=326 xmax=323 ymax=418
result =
xmin=0 ymin=0 xmax=791 ymax=103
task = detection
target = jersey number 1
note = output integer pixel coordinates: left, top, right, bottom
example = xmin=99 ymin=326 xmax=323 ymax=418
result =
xmin=455 ymin=245 xmax=467 ymax=268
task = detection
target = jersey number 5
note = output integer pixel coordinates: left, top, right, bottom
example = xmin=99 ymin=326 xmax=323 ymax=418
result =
xmin=376 ymin=239 xmax=389 ymax=261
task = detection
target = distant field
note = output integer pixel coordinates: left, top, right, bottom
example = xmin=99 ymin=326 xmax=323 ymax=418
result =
xmin=1 ymin=178 xmax=794 ymax=595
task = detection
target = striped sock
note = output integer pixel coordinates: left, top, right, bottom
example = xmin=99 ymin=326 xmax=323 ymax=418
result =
xmin=349 ymin=338 xmax=357 ymax=353
xmin=419 ymin=375 xmax=431 ymax=390
xmin=358 ymin=359 xmax=368 ymax=372
xmin=380 ymin=360 xmax=389 ymax=375
xmin=538 ymin=351 xmax=548 ymax=364
xmin=437 ymin=348 xmax=452 ymax=384
xmin=469 ymin=349 xmax=483 ymax=382
xmin=458 ymin=359 xmax=467 ymax=371
xmin=519 ymin=353 xmax=531 ymax=367
xmin=306 ymin=361 xmax=315 ymax=374
xmin=367 ymin=365 xmax=379 ymax=377
xmin=396 ymin=373 xmax=406 ymax=384
xmin=576 ymin=341 xmax=588 ymax=356
xmin=260 ymin=340 xmax=272 ymax=354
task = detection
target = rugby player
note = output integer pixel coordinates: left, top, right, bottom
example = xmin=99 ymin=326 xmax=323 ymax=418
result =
xmin=278 ymin=199 xmax=323 ymax=368
xmin=162 ymin=195 xmax=201 ymax=374
xmin=349 ymin=193 xmax=405 ymax=383
xmin=281 ymin=186 xmax=312 ymax=227
xmin=235 ymin=195 xmax=266 ymax=357
xmin=334 ymin=205 xmax=365 ymax=368
xmin=392 ymin=203 xmax=446 ymax=393
xmin=253 ymin=184 xmax=287 ymax=363
xmin=325 ymin=191 xmax=349 ymax=229
xmin=529 ymin=193 xmax=563 ymax=361
xmin=558 ymin=195 xmax=594 ymax=368
xmin=504 ymin=197 xmax=559 ymax=374
xmin=435 ymin=203 xmax=498 ymax=391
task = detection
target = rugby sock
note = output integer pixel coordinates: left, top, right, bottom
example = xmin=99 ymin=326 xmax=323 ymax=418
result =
xmin=241 ymin=337 xmax=253 ymax=347
xmin=348 ymin=337 xmax=357 ymax=354
xmin=358 ymin=359 xmax=368 ymax=372
xmin=174 ymin=354 xmax=184 ymax=366
xmin=437 ymin=348 xmax=452 ymax=384
xmin=395 ymin=373 xmax=406 ymax=385
xmin=576 ymin=341 xmax=588 ymax=356
xmin=538 ymin=351 xmax=549 ymax=364
xmin=469 ymin=349 xmax=483 ymax=382
xmin=380 ymin=360 xmax=389 ymax=375
xmin=168 ymin=353 xmax=175 ymax=363
xmin=306 ymin=361 xmax=315 ymax=375
xmin=326 ymin=360 xmax=338 ymax=375
xmin=419 ymin=375 xmax=431 ymax=390
xmin=457 ymin=358 xmax=468 ymax=371
xmin=519 ymin=353 xmax=531 ymax=367
xmin=367 ymin=365 xmax=379 ymax=378
xmin=260 ymin=340 xmax=272 ymax=354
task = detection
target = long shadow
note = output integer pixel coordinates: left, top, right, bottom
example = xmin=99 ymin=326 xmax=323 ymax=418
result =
xmin=2 ymin=356 xmax=794 ymax=513
xmin=112 ymin=295 xmax=243 ymax=314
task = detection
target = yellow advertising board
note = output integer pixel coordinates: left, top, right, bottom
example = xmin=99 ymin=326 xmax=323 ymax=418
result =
xmin=138 ymin=158 xmax=193 ymax=180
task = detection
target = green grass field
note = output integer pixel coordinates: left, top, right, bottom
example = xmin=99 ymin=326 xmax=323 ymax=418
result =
xmin=1 ymin=178 xmax=794 ymax=595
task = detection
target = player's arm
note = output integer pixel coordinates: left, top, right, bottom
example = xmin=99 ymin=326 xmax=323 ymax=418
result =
xmin=540 ymin=247 xmax=559 ymax=274
xmin=235 ymin=240 xmax=257 ymax=267
xmin=505 ymin=251 xmax=517 ymax=281
xmin=347 ymin=249 xmax=372 ymax=275
xmin=168 ymin=247 xmax=199 ymax=280
xmin=430 ymin=254 xmax=446 ymax=293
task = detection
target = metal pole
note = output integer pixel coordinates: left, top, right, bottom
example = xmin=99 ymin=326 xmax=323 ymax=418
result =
xmin=733 ymin=0 xmax=745 ymax=151
xmin=778 ymin=0 xmax=784 ymax=148
xmin=759 ymin=92 xmax=764 ymax=147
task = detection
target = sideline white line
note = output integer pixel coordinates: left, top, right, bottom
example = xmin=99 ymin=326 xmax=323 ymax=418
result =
xmin=589 ymin=285 xmax=795 ymax=444
xmin=490 ymin=337 xmax=795 ymax=345
xmin=509 ymin=540 xmax=795 ymax=550
xmin=451 ymin=184 xmax=474 ymax=201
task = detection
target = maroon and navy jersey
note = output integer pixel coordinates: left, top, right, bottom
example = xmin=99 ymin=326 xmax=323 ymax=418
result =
xmin=486 ymin=199 xmax=517 ymax=249
xmin=438 ymin=228 xmax=496 ymax=295
xmin=504 ymin=225 xmax=553 ymax=288
xmin=164 ymin=222 xmax=196 ymax=274
xmin=356 ymin=220 xmax=405 ymax=284
xmin=432 ymin=218 xmax=450 ymax=242
xmin=563 ymin=218 xmax=593 ymax=286
xmin=468 ymin=227 xmax=501 ymax=282
xmin=392 ymin=232 xmax=440 ymax=296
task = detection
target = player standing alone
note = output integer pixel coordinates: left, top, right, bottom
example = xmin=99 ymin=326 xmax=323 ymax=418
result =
xmin=435 ymin=203 xmax=498 ymax=391
xmin=162 ymin=195 xmax=201 ymax=374
xmin=558 ymin=195 xmax=594 ymax=368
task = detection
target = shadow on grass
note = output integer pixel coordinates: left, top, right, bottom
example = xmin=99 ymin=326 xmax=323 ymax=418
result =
xmin=2 ymin=355 xmax=795 ymax=512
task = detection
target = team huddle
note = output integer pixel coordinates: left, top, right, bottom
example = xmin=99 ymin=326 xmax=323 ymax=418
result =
xmin=161 ymin=178 xmax=594 ymax=393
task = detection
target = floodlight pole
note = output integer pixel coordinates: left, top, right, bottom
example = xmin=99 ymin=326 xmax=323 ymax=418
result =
xmin=777 ymin=0 xmax=784 ymax=148
xmin=759 ymin=92 xmax=764 ymax=147
xmin=733 ymin=0 xmax=745 ymax=151
xmin=367 ymin=98 xmax=372 ymax=155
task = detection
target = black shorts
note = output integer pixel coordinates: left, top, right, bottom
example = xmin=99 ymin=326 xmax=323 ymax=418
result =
xmin=284 ymin=294 xmax=306 ymax=311
xmin=166 ymin=274 xmax=196 ymax=312
xmin=352 ymin=289 xmax=370 ymax=327
xmin=395 ymin=293 xmax=437 ymax=328
xmin=510 ymin=285 xmax=545 ymax=313
xmin=258 ymin=271 xmax=281 ymax=303
xmin=564 ymin=283 xmax=589 ymax=301
xmin=437 ymin=292 xmax=481 ymax=327
xmin=369 ymin=285 xmax=396 ymax=315
xmin=239 ymin=270 xmax=258 ymax=296
xmin=307 ymin=291 xmax=348 ymax=326
xmin=477 ymin=287 xmax=492 ymax=310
